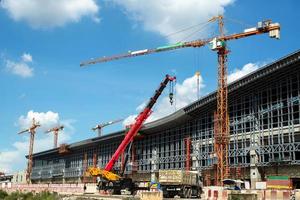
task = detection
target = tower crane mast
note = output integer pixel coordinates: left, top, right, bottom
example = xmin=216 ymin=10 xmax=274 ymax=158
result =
xmin=18 ymin=118 xmax=41 ymax=183
xmin=81 ymin=16 xmax=280 ymax=185
xmin=45 ymin=125 xmax=64 ymax=148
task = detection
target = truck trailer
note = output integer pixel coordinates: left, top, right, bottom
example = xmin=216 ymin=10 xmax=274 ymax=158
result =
xmin=159 ymin=170 xmax=203 ymax=198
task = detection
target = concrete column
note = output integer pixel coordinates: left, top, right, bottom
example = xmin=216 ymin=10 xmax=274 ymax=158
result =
xmin=250 ymin=149 xmax=261 ymax=189
xmin=150 ymin=148 xmax=159 ymax=186
xmin=151 ymin=148 xmax=158 ymax=172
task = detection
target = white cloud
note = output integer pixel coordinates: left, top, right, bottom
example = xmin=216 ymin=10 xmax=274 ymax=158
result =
xmin=123 ymin=63 xmax=263 ymax=126
xmin=122 ymin=114 xmax=137 ymax=127
xmin=1 ymin=0 xmax=100 ymax=29
xmin=112 ymin=0 xmax=234 ymax=42
xmin=19 ymin=93 xmax=26 ymax=99
xmin=4 ymin=53 xmax=35 ymax=78
xmin=5 ymin=60 xmax=34 ymax=78
xmin=18 ymin=110 xmax=59 ymax=131
xmin=228 ymin=63 xmax=260 ymax=83
xmin=0 ymin=111 xmax=75 ymax=173
xmin=123 ymin=73 xmax=204 ymax=126
xmin=21 ymin=53 xmax=32 ymax=63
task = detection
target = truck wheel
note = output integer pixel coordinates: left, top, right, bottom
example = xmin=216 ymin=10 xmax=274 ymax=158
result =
xmin=197 ymin=188 xmax=202 ymax=198
xmin=132 ymin=189 xmax=137 ymax=196
xmin=106 ymin=181 xmax=114 ymax=195
xmin=179 ymin=187 xmax=185 ymax=198
xmin=163 ymin=191 xmax=169 ymax=198
xmin=187 ymin=188 xmax=192 ymax=198
xmin=169 ymin=193 xmax=175 ymax=198
xmin=182 ymin=187 xmax=188 ymax=198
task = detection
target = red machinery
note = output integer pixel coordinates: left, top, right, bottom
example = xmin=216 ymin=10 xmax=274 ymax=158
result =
xmin=105 ymin=74 xmax=176 ymax=171
xmin=87 ymin=75 xmax=175 ymax=194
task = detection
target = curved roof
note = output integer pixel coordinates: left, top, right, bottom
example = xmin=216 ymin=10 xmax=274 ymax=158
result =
xmin=143 ymin=49 xmax=300 ymax=130
xmin=32 ymin=49 xmax=300 ymax=158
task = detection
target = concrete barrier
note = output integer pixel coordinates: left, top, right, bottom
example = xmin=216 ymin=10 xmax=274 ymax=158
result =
xmin=140 ymin=191 xmax=163 ymax=200
xmin=204 ymin=186 xmax=226 ymax=200
xmin=203 ymin=187 xmax=296 ymax=200
xmin=1 ymin=183 xmax=84 ymax=194
xmin=84 ymin=183 xmax=97 ymax=193
xmin=2 ymin=183 xmax=296 ymax=200
xmin=295 ymin=190 xmax=300 ymax=200
xmin=263 ymin=189 xmax=292 ymax=200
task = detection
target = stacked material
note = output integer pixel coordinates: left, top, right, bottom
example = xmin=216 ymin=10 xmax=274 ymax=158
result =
xmin=266 ymin=176 xmax=292 ymax=189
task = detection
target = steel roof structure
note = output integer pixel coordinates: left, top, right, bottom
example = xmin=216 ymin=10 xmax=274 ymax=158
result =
xmin=31 ymin=49 xmax=300 ymax=159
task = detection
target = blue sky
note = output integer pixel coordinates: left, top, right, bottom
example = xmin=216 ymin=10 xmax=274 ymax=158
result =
xmin=0 ymin=0 xmax=299 ymax=172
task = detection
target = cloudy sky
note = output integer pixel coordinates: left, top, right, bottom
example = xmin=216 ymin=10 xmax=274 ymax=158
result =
xmin=0 ymin=0 xmax=299 ymax=172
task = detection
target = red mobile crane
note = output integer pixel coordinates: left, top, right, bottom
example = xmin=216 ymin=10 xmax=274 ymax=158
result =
xmin=87 ymin=74 xmax=176 ymax=193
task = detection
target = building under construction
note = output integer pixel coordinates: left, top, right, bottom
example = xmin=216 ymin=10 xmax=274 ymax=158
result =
xmin=30 ymin=50 xmax=300 ymax=188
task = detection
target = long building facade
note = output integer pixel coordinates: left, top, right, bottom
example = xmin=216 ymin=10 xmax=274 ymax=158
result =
xmin=30 ymin=50 xmax=300 ymax=187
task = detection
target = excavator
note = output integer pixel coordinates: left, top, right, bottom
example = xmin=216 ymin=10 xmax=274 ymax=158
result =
xmin=86 ymin=74 xmax=176 ymax=194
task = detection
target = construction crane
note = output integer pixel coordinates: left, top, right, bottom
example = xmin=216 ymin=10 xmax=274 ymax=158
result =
xmin=81 ymin=16 xmax=280 ymax=185
xmin=87 ymin=74 xmax=176 ymax=194
xmin=80 ymin=18 xmax=279 ymax=67
xmin=92 ymin=119 xmax=123 ymax=137
xmin=18 ymin=118 xmax=41 ymax=183
xmin=45 ymin=125 xmax=64 ymax=148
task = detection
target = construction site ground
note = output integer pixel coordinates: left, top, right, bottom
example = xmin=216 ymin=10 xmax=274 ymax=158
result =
xmin=2 ymin=183 xmax=300 ymax=200
xmin=60 ymin=193 xmax=202 ymax=200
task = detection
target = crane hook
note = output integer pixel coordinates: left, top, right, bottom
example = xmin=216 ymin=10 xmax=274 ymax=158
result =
xmin=169 ymin=92 xmax=174 ymax=105
xmin=169 ymin=78 xmax=175 ymax=105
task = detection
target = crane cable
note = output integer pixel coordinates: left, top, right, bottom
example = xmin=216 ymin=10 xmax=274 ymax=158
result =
xmin=178 ymin=21 xmax=213 ymax=43
xmin=224 ymin=16 xmax=252 ymax=28
xmin=173 ymin=78 xmax=177 ymax=111
xmin=164 ymin=17 xmax=219 ymax=43
xmin=169 ymin=79 xmax=175 ymax=105
xmin=164 ymin=20 xmax=211 ymax=39
xmin=164 ymin=16 xmax=250 ymax=108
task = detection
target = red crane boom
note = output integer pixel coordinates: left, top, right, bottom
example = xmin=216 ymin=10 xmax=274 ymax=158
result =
xmin=105 ymin=74 xmax=176 ymax=171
